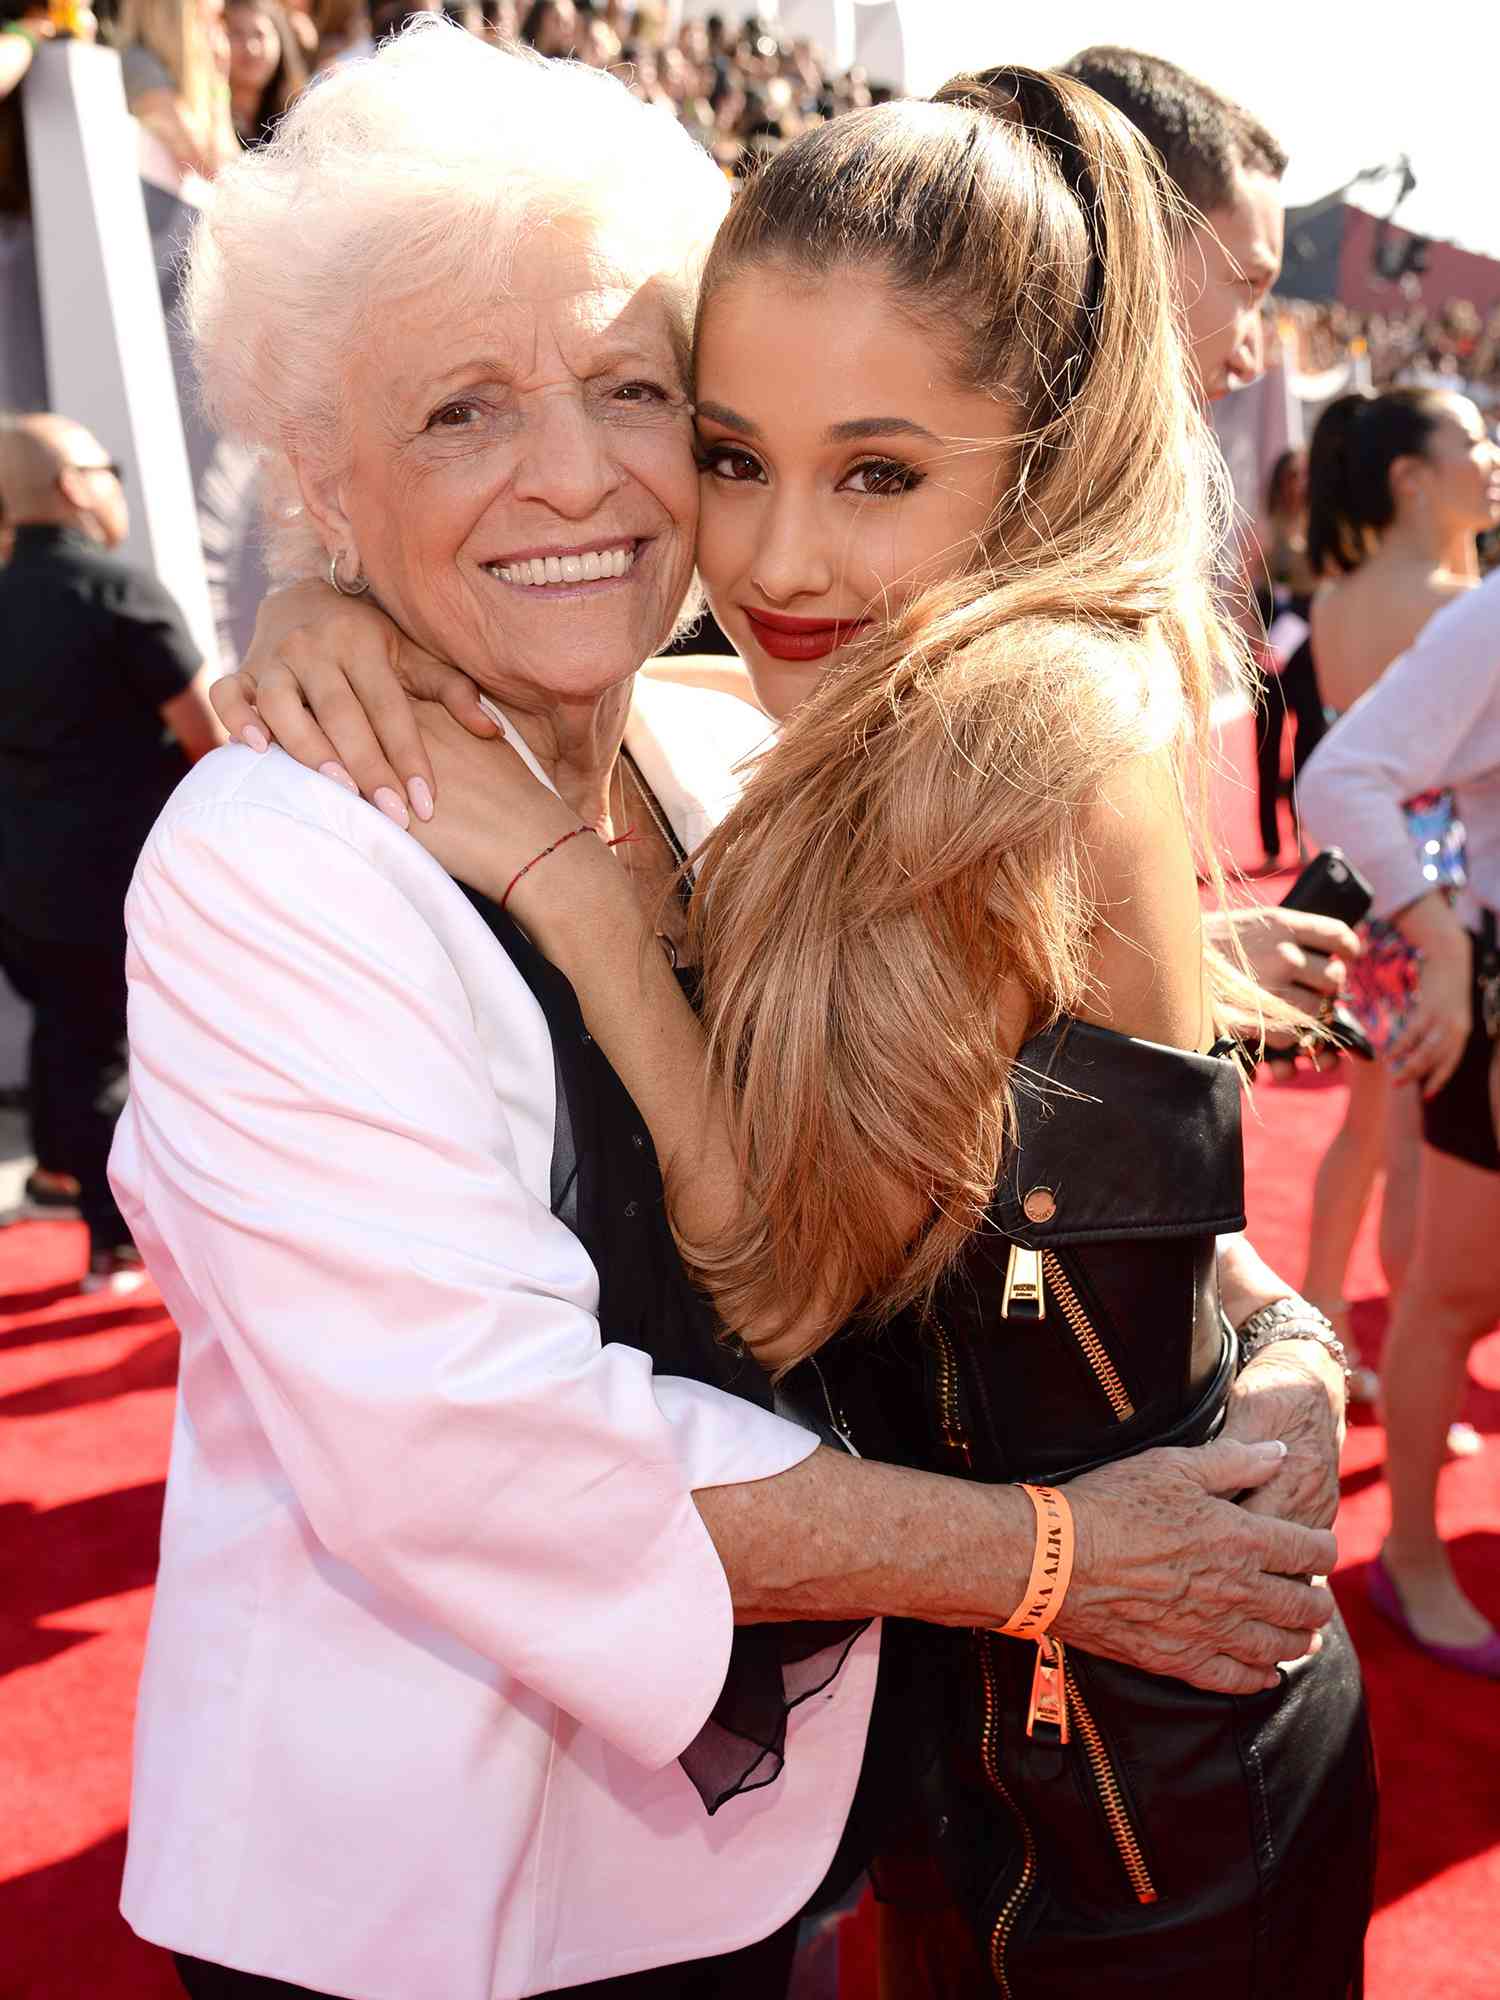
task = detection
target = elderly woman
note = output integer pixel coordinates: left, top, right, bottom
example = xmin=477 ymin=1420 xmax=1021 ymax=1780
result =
xmin=116 ymin=28 xmax=1342 ymax=2000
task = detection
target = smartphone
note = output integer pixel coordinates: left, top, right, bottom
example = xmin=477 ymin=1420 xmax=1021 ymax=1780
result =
xmin=1278 ymin=848 xmax=1373 ymax=931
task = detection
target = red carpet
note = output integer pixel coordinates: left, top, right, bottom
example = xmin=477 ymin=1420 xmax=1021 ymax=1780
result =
xmin=4 ymin=1053 xmax=1499 ymax=1997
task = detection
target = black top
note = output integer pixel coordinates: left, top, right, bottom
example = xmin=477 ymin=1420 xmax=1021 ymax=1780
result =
xmin=460 ymin=884 xmax=863 ymax=1816
xmin=0 ymin=524 xmax=200 ymax=940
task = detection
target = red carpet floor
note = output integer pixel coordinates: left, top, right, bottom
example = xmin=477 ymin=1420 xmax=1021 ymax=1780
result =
xmin=3 ymin=1050 xmax=1499 ymax=1997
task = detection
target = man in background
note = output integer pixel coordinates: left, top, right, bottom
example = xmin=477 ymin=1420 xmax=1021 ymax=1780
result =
xmin=0 ymin=411 xmax=223 ymax=1289
xmin=1062 ymin=45 xmax=1286 ymax=405
xmin=1059 ymin=45 xmax=1350 ymax=1027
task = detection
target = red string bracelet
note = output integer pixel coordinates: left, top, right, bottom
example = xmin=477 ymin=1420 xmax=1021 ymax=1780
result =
xmin=499 ymin=825 xmax=594 ymax=915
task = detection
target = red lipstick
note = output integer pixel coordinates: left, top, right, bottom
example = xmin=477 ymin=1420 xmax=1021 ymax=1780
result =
xmin=742 ymin=608 xmax=872 ymax=663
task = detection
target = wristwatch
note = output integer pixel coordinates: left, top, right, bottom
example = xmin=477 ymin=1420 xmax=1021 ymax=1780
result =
xmin=1236 ymin=1296 xmax=1352 ymax=1391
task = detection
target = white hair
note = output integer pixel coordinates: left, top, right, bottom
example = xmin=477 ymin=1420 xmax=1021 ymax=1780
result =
xmin=186 ymin=19 xmax=731 ymax=577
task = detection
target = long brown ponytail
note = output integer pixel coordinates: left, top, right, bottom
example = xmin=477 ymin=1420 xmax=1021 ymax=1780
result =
xmin=683 ymin=73 xmax=1281 ymax=1359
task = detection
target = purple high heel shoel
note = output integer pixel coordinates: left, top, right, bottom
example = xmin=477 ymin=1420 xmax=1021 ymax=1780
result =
xmin=1368 ymin=1554 xmax=1500 ymax=1679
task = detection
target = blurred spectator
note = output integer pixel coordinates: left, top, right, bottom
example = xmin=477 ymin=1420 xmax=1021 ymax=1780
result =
xmin=519 ymin=0 xmax=571 ymax=54
xmin=370 ymin=0 xmax=440 ymax=43
xmin=0 ymin=413 xmax=224 ymax=1291
xmin=114 ymin=0 xmax=236 ymax=178
xmin=577 ymin=13 xmax=616 ymax=66
xmin=0 ymin=0 xmax=55 ymax=104
xmin=308 ymin=0 xmax=370 ymax=66
xmin=1250 ymin=446 xmax=1325 ymax=869
xmin=225 ymin=0 xmax=306 ymax=143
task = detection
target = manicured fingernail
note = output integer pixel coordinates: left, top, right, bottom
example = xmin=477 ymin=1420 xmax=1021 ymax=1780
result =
xmin=242 ymin=723 xmax=269 ymax=753
xmin=407 ymin=776 xmax=434 ymax=822
xmin=319 ymin=760 xmax=359 ymax=796
xmin=1252 ymin=1440 xmax=1288 ymax=1460
xmin=374 ymin=785 xmax=410 ymax=829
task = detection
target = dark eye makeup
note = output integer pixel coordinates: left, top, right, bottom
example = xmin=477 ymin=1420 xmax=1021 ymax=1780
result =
xmin=694 ymin=443 xmax=924 ymax=497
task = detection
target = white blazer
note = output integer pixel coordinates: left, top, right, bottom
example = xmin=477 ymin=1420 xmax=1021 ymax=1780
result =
xmin=112 ymin=675 xmax=880 ymax=1999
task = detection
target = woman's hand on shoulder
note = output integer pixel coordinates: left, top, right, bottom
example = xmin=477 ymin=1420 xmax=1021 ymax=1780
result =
xmin=211 ymin=580 xmax=498 ymax=824
xmin=402 ymin=704 xmax=636 ymax=956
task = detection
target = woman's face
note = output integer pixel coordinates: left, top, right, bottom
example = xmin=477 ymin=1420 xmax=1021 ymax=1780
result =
xmin=1418 ymin=396 xmax=1500 ymax=536
xmin=692 ymin=265 xmax=1013 ymax=720
xmin=226 ymin=5 xmax=280 ymax=92
xmin=309 ymin=221 xmax=699 ymax=714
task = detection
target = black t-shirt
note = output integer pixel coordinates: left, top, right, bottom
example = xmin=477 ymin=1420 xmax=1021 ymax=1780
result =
xmin=0 ymin=524 xmax=201 ymax=940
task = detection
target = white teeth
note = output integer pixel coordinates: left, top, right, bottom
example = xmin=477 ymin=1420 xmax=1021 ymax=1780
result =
xmin=488 ymin=544 xmax=636 ymax=588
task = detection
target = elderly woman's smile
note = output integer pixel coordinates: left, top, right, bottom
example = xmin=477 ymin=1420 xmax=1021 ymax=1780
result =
xmin=301 ymin=226 xmax=701 ymax=711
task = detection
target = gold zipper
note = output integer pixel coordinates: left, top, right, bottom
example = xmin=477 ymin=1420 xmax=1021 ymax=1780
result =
xmin=930 ymin=1317 xmax=972 ymax=1468
xmin=1064 ymin=1665 xmax=1159 ymax=1906
xmin=978 ymin=1633 xmax=1040 ymax=1997
xmin=1002 ymin=1243 xmax=1045 ymax=1319
xmin=1039 ymin=1250 xmax=1135 ymax=1421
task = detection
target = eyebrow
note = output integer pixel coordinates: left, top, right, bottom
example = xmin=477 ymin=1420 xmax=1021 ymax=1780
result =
xmin=694 ymin=401 xmax=942 ymax=447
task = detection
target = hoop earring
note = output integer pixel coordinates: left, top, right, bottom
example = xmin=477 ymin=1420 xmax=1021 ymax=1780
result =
xmin=329 ymin=550 xmax=370 ymax=597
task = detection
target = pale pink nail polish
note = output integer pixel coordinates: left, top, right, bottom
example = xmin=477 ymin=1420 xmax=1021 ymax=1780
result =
xmin=242 ymin=724 xmax=270 ymax=753
xmin=319 ymin=761 xmax=359 ymax=795
xmin=374 ymin=785 xmax=411 ymax=829
xmin=407 ymin=776 xmax=434 ymax=822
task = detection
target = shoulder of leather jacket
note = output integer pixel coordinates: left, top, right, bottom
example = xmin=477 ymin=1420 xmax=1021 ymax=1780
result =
xmin=994 ymin=1018 xmax=1246 ymax=1246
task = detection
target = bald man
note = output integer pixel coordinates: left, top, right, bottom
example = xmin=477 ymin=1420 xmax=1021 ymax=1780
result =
xmin=0 ymin=412 xmax=223 ymax=1289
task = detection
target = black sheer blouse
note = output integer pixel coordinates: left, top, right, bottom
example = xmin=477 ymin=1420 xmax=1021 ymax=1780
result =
xmin=462 ymin=885 xmax=864 ymax=1813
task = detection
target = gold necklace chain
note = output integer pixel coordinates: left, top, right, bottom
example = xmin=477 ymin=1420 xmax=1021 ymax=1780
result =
xmin=620 ymin=749 xmax=688 ymax=873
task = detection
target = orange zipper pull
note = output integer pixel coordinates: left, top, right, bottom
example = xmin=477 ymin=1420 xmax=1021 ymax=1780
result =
xmin=1025 ymin=1634 xmax=1069 ymax=1743
xmin=1002 ymin=1243 xmax=1046 ymax=1320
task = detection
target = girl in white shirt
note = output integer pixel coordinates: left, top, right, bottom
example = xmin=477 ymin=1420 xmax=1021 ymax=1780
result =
xmin=1303 ymin=567 xmax=1500 ymax=1675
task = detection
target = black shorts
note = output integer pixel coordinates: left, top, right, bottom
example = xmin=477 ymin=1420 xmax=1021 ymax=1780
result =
xmin=1422 ymin=922 xmax=1500 ymax=1174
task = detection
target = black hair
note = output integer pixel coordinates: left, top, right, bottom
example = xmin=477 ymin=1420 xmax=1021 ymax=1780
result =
xmin=1306 ymin=388 xmax=1449 ymax=575
xmin=1059 ymin=44 xmax=1286 ymax=215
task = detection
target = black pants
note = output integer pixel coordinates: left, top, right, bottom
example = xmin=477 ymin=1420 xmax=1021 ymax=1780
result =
xmin=1254 ymin=638 xmax=1327 ymax=858
xmin=174 ymin=1919 xmax=801 ymax=2000
xmin=0 ymin=917 xmax=130 ymax=1251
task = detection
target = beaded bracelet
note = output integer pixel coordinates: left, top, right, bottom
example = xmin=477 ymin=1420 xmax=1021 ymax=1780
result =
xmin=498 ymin=825 xmax=594 ymax=914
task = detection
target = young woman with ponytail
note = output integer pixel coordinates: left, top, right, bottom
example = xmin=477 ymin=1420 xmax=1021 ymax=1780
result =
xmin=217 ymin=66 xmax=1374 ymax=1994
xmin=1298 ymin=388 xmax=1500 ymax=1400
xmin=1299 ymin=388 xmax=1500 ymax=1676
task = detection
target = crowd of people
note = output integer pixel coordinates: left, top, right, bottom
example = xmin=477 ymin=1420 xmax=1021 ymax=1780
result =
xmin=1 ymin=0 xmax=893 ymax=185
xmin=1278 ymin=296 xmax=1500 ymax=403
xmin=3 ymin=17 xmax=1499 ymax=2000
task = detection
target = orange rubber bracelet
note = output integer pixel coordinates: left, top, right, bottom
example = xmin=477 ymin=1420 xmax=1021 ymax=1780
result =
xmin=997 ymin=1482 xmax=1075 ymax=1640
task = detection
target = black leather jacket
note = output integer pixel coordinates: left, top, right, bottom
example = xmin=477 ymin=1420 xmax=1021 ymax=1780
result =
xmin=814 ymin=1020 xmax=1376 ymax=1999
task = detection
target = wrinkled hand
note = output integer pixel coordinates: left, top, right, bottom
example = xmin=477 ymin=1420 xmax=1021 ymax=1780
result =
xmin=1205 ymin=904 xmax=1359 ymax=1049
xmin=1221 ymin=1343 xmax=1345 ymax=1529
xmin=211 ymin=582 xmax=496 ymax=823
xmin=1056 ymin=1435 xmax=1337 ymax=1694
